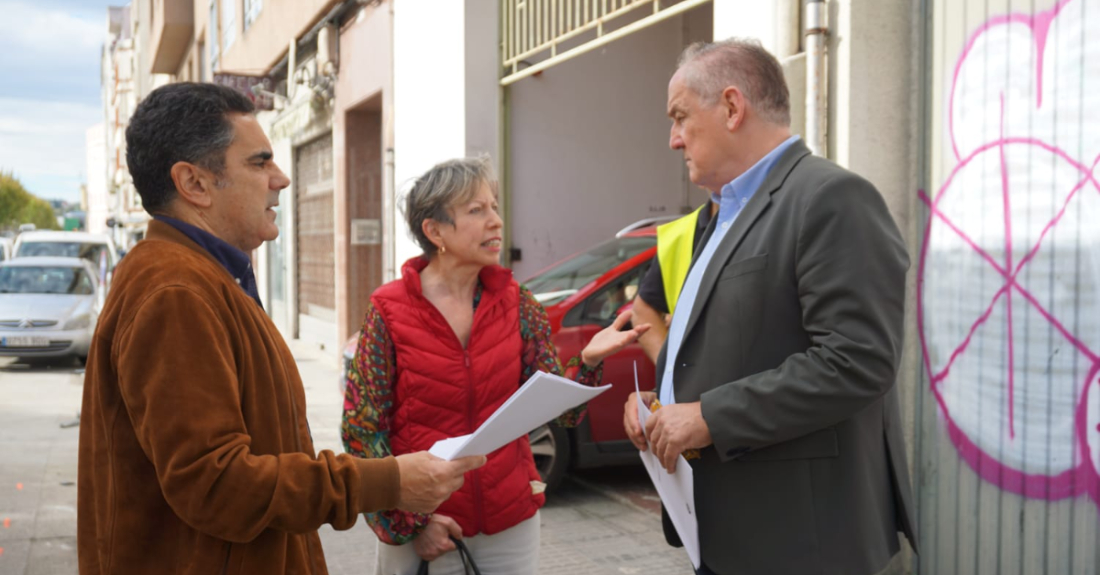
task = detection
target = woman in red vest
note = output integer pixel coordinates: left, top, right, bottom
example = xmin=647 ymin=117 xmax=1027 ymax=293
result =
xmin=341 ymin=156 xmax=648 ymax=575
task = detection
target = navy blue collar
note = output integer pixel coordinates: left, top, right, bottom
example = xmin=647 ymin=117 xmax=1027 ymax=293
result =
xmin=153 ymin=215 xmax=263 ymax=308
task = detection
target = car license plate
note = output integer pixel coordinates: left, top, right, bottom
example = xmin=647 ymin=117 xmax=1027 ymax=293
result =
xmin=1 ymin=336 xmax=50 ymax=348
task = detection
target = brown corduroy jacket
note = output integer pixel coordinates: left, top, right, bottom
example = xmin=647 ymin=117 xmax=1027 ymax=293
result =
xmin=78 ymin=220 xmax=400 ymax=574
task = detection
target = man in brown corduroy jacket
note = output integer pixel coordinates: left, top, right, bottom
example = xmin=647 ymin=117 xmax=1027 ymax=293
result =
xmin=77 ymin=82 xmax=485 ymax=575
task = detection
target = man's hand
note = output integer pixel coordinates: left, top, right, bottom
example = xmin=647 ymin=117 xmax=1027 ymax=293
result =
xmin=394 ymin=452 xmax=486 ymax=514
xmin=623 ymin=391 xmax=657 ymax=451
xmin=581 ymin=310 xmax=651 ymax=367
xmin=645 ymin=401 xmax=712 ymax=473
xmin=414 ymin=514 xmax=462 ymax=562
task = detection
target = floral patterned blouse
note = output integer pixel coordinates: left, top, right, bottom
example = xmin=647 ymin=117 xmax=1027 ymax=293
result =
xmin=340 ymin=284 xmax=602 ymax=545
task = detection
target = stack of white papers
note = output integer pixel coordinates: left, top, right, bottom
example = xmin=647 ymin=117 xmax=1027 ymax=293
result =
xmin=429 ymin=370 xmax=611 ymax=460
xmin=635 ymin=364 xmax=700 ymax=569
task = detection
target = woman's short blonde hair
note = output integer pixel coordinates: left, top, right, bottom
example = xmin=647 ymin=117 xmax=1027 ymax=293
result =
xmin=404 ymin=155 xmax=499 ymax=257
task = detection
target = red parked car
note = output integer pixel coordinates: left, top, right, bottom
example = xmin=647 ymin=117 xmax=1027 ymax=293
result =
xmin=520 ymin=226 xmax=660 ymax=490
xmin=341 ymin=221 xmax=667 ymax=491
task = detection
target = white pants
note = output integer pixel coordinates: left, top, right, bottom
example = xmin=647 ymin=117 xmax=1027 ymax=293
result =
xmin=374 ymin=512 xmax=540 ymax=575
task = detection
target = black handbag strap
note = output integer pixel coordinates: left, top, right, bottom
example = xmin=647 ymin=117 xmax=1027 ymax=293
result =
xmin=415 ymin=536 xmax=482 ymax=575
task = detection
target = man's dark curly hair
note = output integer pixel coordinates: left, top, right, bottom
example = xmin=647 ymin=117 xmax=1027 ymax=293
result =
xmin=125 ymin=82 xmax=256 ymax=214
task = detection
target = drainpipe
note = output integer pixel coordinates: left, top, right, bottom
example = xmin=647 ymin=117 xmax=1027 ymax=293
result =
xmin=805 ymin=0 xmax=828 ymax=157
xmin=383 ymin=0 xmax=396 ymax=282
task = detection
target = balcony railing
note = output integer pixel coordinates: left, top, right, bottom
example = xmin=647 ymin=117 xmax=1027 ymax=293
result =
xmin=500 ymin=0 xmax=710 ymax=86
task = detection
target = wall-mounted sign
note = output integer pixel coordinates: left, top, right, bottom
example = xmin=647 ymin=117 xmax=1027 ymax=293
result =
xmin=351 ymin=219 xmax=381 ymax=246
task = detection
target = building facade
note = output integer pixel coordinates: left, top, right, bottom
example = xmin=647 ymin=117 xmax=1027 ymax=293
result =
xmin=100 ymin=6 xmax=144 ymax=249
xmin=84 ymin=123 xmax=109 ymax=236
xmin=141 ymin=0 xmax=392 ymax=352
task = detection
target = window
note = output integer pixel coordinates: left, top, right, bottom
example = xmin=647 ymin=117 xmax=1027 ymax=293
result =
xmin=523 ymin=236 xmax=655 ymax=307
xmin=0 ymin=266 xmax=94 ymax=295
xmin=15 ymin=241 xmax=110 ymax=264
xmin=244 ymin=0 xmax=262 ymax=31
xmin=208 ymin=1 xmax=219 ymax=72
xmin=221 ymin=0 xmax=236 ymax=53
xmin=574 ymin=266 xmax=648 ymax=328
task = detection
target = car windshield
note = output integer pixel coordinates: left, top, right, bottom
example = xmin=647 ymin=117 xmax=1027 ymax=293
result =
xmin=0 ymin=266 xmax=94 ymax=295
xmin=17 ymin=241 xmax=110 ymax=266
xmin=524 ymin=236 xmax=655 ymax=306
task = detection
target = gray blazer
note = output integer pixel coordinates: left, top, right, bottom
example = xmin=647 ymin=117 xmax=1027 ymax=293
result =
xmin=656 ymin=140 xmax=918 ymax=575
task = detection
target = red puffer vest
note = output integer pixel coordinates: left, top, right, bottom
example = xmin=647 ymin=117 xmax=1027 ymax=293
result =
xmin=371 ymin=257 xmax=544 ymax=536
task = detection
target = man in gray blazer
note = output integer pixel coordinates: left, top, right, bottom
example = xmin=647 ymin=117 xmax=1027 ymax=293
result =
xmin=623 ymin=38 xmax=918 ymax=575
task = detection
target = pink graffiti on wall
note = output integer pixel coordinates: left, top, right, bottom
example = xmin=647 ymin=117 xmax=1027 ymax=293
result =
xmin=919 ymin=0 xmax=1100 ymax=505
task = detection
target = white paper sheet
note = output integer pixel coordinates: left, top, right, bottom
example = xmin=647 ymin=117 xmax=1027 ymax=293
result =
xmin=635 ymin=363 xmax=700 ymax=569
xmin=429 ymin=370 xmax=611 ymax=460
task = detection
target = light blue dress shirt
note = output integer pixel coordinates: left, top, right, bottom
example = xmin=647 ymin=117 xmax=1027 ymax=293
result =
xmin=659 ymin=135 xmax=801 ymax=406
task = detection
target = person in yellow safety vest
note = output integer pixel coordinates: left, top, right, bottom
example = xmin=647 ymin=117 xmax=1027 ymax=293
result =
xmin=632 ymin=200 xmax=717 ymax=363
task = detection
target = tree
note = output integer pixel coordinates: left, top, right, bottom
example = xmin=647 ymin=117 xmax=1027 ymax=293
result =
xmin=0 ymin=172 xmax=60 ymax=231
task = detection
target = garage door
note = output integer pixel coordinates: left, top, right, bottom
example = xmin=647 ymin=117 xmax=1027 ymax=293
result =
xmin=295 ymin=134 xmax=335 ymax=326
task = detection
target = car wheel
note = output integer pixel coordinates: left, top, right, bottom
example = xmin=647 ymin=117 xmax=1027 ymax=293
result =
xmin=528 ymin=423 xmax=570 ymax=493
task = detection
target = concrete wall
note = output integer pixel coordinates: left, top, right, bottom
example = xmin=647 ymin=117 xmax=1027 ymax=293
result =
xmin=828 ymin=2 xmax=922 ymax=571
xmin=464 ymin=0 xmax=501 ymax=165
xmin=506 ymin=5 xmax=712 ymax=280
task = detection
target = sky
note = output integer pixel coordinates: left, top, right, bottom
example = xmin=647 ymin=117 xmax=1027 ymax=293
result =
xmin=0 ymin=0 xmax=118 ymax=203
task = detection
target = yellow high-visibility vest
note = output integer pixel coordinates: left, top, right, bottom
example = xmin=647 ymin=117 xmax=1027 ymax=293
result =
xmin=656 ymin=205 xmax=706 ymax=314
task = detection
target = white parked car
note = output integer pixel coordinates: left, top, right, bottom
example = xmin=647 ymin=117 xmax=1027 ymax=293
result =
xmin=0 ymin=238 xmax=11 ymax=262
xmin=0 ymin=257 xmax=102 ymax=363
xmin=13 ymin=231 xmax=118 ymax=286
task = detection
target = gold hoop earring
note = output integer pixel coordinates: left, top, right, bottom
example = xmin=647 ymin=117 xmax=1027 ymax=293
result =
xmin=439 ymin=244 xmax=446 ymax=255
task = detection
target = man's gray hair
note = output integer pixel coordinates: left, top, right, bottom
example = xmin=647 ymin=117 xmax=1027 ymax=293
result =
xmin=404 ymin=155 xmax=499 ymax=257
xmin=677 ymin=38 xmax=791 ymax=126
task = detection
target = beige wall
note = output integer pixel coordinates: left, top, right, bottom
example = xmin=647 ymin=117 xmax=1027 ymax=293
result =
xmin=333 ymin=2 xmax=393 ymax=347
xmin=171 ymin=0 xmax=211 ymax=80
xmin=170 ymin=0 xmax=339 ymax=79
xmin=220 ymin=0 xmax=341 ymax=74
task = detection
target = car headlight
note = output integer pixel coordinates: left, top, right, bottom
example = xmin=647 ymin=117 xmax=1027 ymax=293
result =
xmin=64 ymin=315 xmax=91 ymax=330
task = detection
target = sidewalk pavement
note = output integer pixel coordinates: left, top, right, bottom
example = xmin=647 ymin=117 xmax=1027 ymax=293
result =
xmin=0 ymin=343 xmax=694 ymax=575
xmin=0 ymin=360 xmax=83 ymax=575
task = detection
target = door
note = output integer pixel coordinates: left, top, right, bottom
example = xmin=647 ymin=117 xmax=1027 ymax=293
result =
xmin=295 ymin=134 xmax=336 ymax=337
